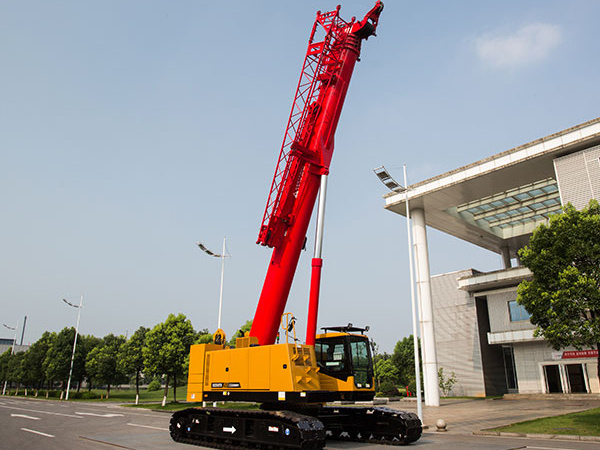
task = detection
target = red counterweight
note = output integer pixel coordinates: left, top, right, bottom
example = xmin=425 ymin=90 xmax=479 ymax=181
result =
xmin=251 ymin=2 xmax=383 ymax=346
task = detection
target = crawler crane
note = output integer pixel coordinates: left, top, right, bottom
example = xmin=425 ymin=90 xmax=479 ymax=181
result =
xmin=170 ymin=3 xmax=422 ymax=448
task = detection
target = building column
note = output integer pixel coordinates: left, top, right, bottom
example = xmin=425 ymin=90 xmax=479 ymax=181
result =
xmin=501 ymin=245 xmax=512 ymax=269
xmin=515 ymin=249 xmax=522 ymax=267
xmin=412 ymin=208 xmax=440 ymax=407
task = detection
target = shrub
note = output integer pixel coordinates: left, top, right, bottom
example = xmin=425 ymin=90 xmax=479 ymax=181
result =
xmin=378 ymin=380 xmax=400 ymax=397
xmin=70 ymin=391 xmax=100 ymax=399
xmin=438 ymin=367 xmax=457 ymax=396
xmin=147 ymin=379 xmax=161 ymax=391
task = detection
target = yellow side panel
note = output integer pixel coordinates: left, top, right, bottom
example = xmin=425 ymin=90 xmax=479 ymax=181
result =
xmin=198 ymin=343 xmax=323 ymax=395
xmin=318 ymin=372 xmax=354 ymax=392
xmin=188 ymin=344 xmax=206 ymax=375
xmin=208 ymin=348 xmax=231 ymax=385
xmin=248 ymin=345 xmax=270 ymax=390
xmin=187 ymin=344 xmax=208 ymax=402
xmin=269 ymin=345 xmax=294 ymax=392
xmin=228 ymin=348 xmax=249 ymax=387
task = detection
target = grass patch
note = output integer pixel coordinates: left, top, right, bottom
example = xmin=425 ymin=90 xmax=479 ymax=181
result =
xmin=492 ymin=407 xmax=600 ymax=436
xmin=4 ymin=386 xmax=189 ymax=403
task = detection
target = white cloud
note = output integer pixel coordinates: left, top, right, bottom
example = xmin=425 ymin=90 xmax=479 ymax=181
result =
xmin=474 ymin=23 xmax=562 ymax=70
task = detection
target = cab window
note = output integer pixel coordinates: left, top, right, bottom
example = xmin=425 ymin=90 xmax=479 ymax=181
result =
xmin=349 ymin=338 xmax=372 ymax=386
xmin=315 ymin=338 xmax=347 ymax=374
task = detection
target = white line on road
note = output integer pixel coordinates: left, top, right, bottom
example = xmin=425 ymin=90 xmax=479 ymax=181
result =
xmin=21 ymin=428 xmax=55 ymax=438
xmin=127 ymin=423 xmax=169 ymax=431
xmin=75 ymin=412 xmax=124 ymax=417
xmin=0 ymin=404 xmax=83 ymax=418
xmin=11 ymin=413 xmax=41 ymax=420
xmin=523 ymin=447 xmax=579 ymax=450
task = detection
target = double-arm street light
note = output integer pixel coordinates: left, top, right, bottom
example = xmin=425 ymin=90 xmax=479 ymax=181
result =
xmin=2 ymin=322 xmax=18 ymax=396
xmin=62 ymin=295 xmax=83 ymax=401
xmin=197 ymin=237 xmax=230 ymax=333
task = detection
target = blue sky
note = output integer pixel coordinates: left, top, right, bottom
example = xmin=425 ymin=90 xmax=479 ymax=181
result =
xmin=1 ymin=1 xmax=599 ymax=353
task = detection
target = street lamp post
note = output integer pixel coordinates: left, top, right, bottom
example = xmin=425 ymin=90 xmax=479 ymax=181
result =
xmin=62 ymin=295 xmax=83 ymax=401
xmin=374 ymin=165 xmax=423 ymax=420
xmin=2 ymin=322 xmax=18 ymax=396
xmin=196 ymin=238 xmax=229 ymax=408
xmin=401 ymin=165 xmax=423 ymax=421
xmin=196 ymin=237 xmax=229 ymax=332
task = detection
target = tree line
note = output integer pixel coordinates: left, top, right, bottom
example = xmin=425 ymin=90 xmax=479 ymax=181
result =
xmin=0 ymin=313 xmax=211 ymax=405
xmin=1 ymin=309 xmax=418 ymax=401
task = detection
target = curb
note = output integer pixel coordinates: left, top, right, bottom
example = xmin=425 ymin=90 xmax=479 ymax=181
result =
xmin=473 ymin=430 xmax=600 ymax=442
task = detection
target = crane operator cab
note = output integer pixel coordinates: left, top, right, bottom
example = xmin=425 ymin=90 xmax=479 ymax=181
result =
xmin=314 ymin=325 xmax=375 ymax=401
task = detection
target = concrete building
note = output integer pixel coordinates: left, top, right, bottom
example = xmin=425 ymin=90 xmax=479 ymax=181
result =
xmin=382 ymin=117 xmax=600 ymax=397
xmin=0 ymin=338 xmax=29 ymax=355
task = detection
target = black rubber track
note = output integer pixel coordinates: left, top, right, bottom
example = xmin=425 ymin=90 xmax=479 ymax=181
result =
xmin=170 ymin=407 xmax=325 ymax=450
xmin=317 ymin=405 xmax=422 ymax=445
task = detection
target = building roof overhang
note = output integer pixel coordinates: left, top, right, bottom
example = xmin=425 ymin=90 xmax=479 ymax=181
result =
xmin=457 ymin=266 xmax=532 ymax=292
xmin=383 ymin=118 xmax=600 ymax=257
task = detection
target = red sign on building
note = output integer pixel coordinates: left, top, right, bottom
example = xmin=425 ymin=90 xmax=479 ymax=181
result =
xmin=561 ymin=350 xmax=599 ymax=359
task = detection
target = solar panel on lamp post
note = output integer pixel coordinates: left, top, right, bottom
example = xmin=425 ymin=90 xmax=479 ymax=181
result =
xmin=62 ymin=295 xmax=83 ymax=401
xmin=373 ymin=165 xmax=423 ymax=421
xmin=2 ymin=322 xmax=18 ymax=396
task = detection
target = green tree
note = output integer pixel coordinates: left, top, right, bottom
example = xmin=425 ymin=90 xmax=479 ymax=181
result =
xmin=43 ymin=328 xmax=83 ymax=397
xmin=391 ymin=335 xmax=421 ymax=386
xmin=0 ymin=349 xmax=11 ymax=393
xmin=8 ymin=351 xmax=26 ymax=394
xmin=375 ymin=357 xmax=400 ymax=390
xmin=22 ymin=331 xmax=54 ymax=393
xmin=118 ymin=326 xmax=149 ymax=404
xmin=196 ymin=328 xmax=213 ymax=344
xmin=80 ymin=335 xmax=102 ymax=391
xmin=85 ymin=334 xmax=127 ymax=398
xmin=518 ymin=200 xmax=600 ymax=377
xmin=228 ymin=320 xmax=252 ymax=347
xmin=143 ymin=314 xmax=195 ymax=406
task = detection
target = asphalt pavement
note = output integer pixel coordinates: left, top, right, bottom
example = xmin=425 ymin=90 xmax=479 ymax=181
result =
xmin=386 ymin=396 xmax=600 ymax=436
xmin=1 ymin=395 xmax=600 ymax=449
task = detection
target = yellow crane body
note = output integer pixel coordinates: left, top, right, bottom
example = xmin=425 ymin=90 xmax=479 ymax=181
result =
xmin=186 ymin=332 xmax=374 ymax=404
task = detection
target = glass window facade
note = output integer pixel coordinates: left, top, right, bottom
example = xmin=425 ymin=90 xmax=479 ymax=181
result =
xmin=508 ymin=300 xmax=531 ymax=321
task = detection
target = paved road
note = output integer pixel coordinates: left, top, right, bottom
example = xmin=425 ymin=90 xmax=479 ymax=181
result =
xmin=1 ymin=396 xmax=600 ymax=449
xmin=0 ymin=396 xmax=178 ymax=449
xmin=387 ymin=397 xmax=600 ymax=435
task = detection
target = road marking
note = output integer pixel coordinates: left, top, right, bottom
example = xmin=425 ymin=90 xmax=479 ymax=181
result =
xmin=75 ymin=412 xmax=124 ymax=417
xmin=21 ymin=428 xmax=55 ymax=438
xmin=0 ymin=404 xmax=82 ymax=418
xmin=522 ymin=447 xmax=579 ymax=450
xmin=79 ymin=436 xmax=135 ymax=449
xmin=11 ymin=413 xmax=41 ymax=420
xmin=127 ymin=423 xmax=169 ymax=431
xmin=509 ymin=445 xmax=577 ymax=450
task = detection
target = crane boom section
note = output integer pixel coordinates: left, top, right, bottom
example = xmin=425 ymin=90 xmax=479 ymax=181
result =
xmin=251 ymin=2 xmax=383 ymax=346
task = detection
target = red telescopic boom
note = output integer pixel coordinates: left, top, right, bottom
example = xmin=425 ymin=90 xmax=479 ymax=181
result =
xmin=250 ymin=2 xmax=383 ymax=346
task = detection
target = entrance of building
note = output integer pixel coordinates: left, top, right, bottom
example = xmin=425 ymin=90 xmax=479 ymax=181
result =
xmin=566 ymin=364 xmax=587 ymax=393
xmin=544 ymin=365 xmax=562 ymax=393
xmin=543 ymin=363 xmax=589 ymax=393
xmin=502 ymin=346 xmax=518 ymax=392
